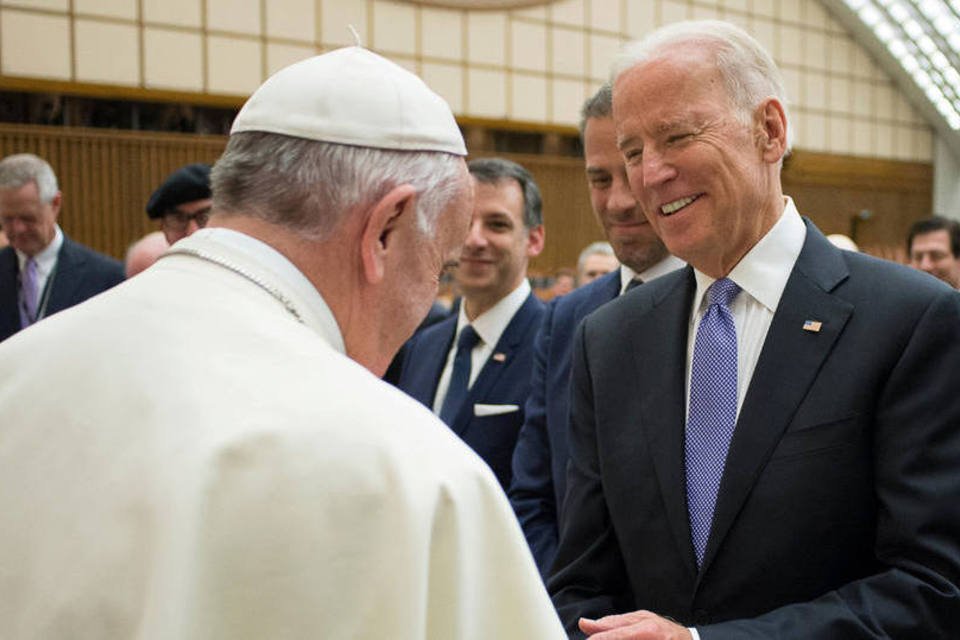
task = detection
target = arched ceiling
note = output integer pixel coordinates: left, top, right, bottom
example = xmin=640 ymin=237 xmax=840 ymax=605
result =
xmin=823 ymin=0 xmax=960 ymax=159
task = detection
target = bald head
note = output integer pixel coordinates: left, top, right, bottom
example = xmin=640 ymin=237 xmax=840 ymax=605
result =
xmin=125 ymin=231 xmax=169 ymax=278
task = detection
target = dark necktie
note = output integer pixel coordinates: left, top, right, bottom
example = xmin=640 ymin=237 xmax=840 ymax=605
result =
xmin=624 ymin=277 xmax=643 ymax=293
xmin=19 ymin=257 xmax=39 ymax=328
xmin=439 ymin=325 xmax=480 ymax=425
xmin=685 ymin=277 xmax=740 ymax=567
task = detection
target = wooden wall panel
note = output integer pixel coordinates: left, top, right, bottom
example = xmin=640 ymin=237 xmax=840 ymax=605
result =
xmin=0 ymin=125 xmax=934 ymax=271
xmin=478 ymin=152 xmax=602 ymax=279
xmin=782 ymin=150 xmax=933 ymax=263
xmin=0 ymin=123 xmax=225 ymax=259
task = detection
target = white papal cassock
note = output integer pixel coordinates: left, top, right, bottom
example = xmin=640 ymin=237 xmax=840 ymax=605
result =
xmin=0 ymin=228 xmax=565 ymax=639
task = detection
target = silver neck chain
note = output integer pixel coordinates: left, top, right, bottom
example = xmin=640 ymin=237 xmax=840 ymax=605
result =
xmin=161 ymin=246 xmax=305 ymax=324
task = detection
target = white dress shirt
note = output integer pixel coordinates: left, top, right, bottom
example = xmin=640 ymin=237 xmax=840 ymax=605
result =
xmin=685 ymin=197 xmax=807 ymax=417
xmin=432 ymin=279 xmax=532 ymax=414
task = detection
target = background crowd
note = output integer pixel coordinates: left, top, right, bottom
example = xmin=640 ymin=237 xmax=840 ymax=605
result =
xmin=1 ymin=17 xmax=959 ymax=640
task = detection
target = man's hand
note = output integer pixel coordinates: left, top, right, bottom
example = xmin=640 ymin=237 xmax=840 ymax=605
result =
xmin=579 ymin=610 xmax=693 ymax=640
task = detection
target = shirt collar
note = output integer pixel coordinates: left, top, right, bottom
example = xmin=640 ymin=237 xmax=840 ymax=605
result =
xmin=456 ymin=279 xmax=531 ymax=347
xmin=692 ymin=196 xmax=806 ymax=313
xmin=620 ymin=254 xmax=686 ymax=294
xmin=185 ymin=228 xmax=346 ymax=354
xmin=16 ymin=224 xmax=63 ymax=275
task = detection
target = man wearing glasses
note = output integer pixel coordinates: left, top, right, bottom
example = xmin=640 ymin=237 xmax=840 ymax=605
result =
xmin=146 ymin=163 xmax=212 ymax=245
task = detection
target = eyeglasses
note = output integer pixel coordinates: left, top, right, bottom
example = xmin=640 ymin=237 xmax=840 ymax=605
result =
xmin=161 ymin=206 xmax=211 ymax=233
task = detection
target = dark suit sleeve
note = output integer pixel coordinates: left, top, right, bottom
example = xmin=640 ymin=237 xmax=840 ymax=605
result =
xmin=47 ymin=239 xmax=124 ymax=315
xmin=548 ymin=320 xmax=635 ymax=638
xmin=509 ymin=298 xmax=559 ymax=576
xmin=699 ymin=288 xmax=960 ymax=639
xmin=395 ymin=332 xmax=421 ymax=390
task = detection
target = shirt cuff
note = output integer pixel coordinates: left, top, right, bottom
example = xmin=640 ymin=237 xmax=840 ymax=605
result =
xmin=688 ymin=628 xmax=701 ymax=640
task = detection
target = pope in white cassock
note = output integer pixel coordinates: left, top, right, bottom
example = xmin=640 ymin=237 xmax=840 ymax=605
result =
xmin=0 ymin=47 xmax=565 ymax=639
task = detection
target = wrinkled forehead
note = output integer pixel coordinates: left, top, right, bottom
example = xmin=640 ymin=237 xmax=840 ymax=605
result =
xmin=614 ymin=47 xmax=726 ymax=110
xmin=0 ymin=181 xmax=54 ymax=215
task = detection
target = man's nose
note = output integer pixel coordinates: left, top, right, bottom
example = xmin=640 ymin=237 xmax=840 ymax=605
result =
xmin=642 ymin=149 xmax=677 ymax=187
xmin=464 ymin=220 xmax=486 ymax=246
xmin=608 ymin=178 xmax=638 ymax=214
xmin=6 ymin=219 xmax=23 ymax=234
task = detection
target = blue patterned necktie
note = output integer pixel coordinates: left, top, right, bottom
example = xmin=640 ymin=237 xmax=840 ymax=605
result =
xmin=19 ymin=257 xmax=39 ymax=328
xmin=686 ymin=277 xmax=741 ymax=567
xmin=439 ymin=325 xmax=480 ymax=425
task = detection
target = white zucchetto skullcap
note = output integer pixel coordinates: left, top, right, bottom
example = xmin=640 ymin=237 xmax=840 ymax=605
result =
xmin=231 ymin=46 xmax=466 ymax=156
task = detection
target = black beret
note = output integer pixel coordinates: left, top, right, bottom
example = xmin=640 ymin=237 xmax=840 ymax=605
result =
xmin=146 ymin=163 xmax=212 ymax=219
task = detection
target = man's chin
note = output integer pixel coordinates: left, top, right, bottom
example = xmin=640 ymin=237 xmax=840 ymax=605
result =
xmin=610 ymin=225 xmax=656 ymax=243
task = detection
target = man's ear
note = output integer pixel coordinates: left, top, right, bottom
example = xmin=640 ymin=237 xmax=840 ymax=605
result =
xmin=49 ymin=191 xmax=62 ymax=219
xmin=755 ymin=98 xmax=787 ymax=164
xmin=526 ymin=224 xmax=545 ymax=258
xmin=360 ymin=184 xmax=418 ymax=285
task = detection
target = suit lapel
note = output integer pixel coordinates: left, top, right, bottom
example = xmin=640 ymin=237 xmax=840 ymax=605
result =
xmin=629 ymin=267 xmax=700 ymax=578
xmin=46 ymin=236 xmax=86 ymax=315
xmin=450 ymin=293 xmax=540 ymax=435
xmin=567 ymin=271 xmax=619 ymax=342
xmin=698 ymin=224 xmax=853 ymax=577
xmin=405 ymin=317 xmax=456 ymax=408
xmin=591 ymin=270 xmax=622 ymax=307
xmin=0 ymin=248 xmax=20 ymax=338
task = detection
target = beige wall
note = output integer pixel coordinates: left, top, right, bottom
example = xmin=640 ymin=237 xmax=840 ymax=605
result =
xmin=0 ymin=0 xmax=934 ymax=162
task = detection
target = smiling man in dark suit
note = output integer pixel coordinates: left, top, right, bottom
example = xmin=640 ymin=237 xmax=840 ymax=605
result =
xmin=398 ymin=157 xmax=545 ymax=489
xmin=509 ymin=85 xmax=682 ymax=576
xmin=0 ymin=153 xmax=123 ymax=342
xmin=551 ymin=20 xmax=960 ymax=640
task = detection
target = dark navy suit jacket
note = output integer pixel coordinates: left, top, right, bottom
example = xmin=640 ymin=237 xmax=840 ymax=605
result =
xmin=382 ymin=301 xmax=451 ymax=386
xmin=551 ymin=222 xmax=960 ymax=638
xmin=0 ymin=235 xmax=124 ymax=342
xmin=397 ymin=292 xmax=545 ymax=489
xmin=508 ymin=269 xmax=621 ymax=576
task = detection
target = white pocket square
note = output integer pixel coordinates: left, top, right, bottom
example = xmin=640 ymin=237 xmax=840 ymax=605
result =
xmin=474 ymin=403 xmax=519 ymax=417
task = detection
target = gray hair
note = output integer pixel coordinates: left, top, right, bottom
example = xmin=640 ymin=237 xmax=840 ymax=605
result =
xmin=579 ymin=84 xmax=613 ymax=139
xmin=612 ymin=20 xmax=793 ymax=151
xmin=211 ymin=132 xmax=467 ymax=240
xmin=0 ymin=153 xmax=59 ymax=202
xmin=467 ymin=157 xmax=543 ymax=229
xmin=577 ymin=240 xmax=615 ymax=273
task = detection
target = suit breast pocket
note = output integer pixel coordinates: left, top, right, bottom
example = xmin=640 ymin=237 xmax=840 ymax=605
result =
xmin=768 ymin=413 xmax=862 ymax=462
xmin=473 ymin=403 xmax=520 ymax=417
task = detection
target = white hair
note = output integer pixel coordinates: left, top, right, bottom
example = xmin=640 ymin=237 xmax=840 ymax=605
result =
xmin=211 ymin=132 xmax=467 ymax=240
xmin=577 ymin=241 xmax=615 ymax=273
xmin=0 ymin=153 xmax=59 ymax=202
xmin=612 ymin=20 xmax=794 ymax=151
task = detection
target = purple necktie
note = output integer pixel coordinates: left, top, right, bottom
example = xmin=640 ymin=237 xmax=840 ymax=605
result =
xmin=19 ymin=257 xmax=39 ymax=328
xmin=686 ymin=277 xmax=740 ymax=567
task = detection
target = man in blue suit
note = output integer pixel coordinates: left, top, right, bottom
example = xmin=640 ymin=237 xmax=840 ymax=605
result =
xmin=0 ymin=153 xmax=123 ymax=342
xmin=509 ymin=85 xmax=683 ymax=576
xmin=552 ymin=21 xmax=960 ymax=639
xmin=398 ymin=158 xmax=545 ymax=489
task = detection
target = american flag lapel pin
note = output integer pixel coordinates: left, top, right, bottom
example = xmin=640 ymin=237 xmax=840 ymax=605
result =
xmin=802 ymin=320 xmax=822 ymax=333
xmin=492 ymin=352 xmax=507 ymax=362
